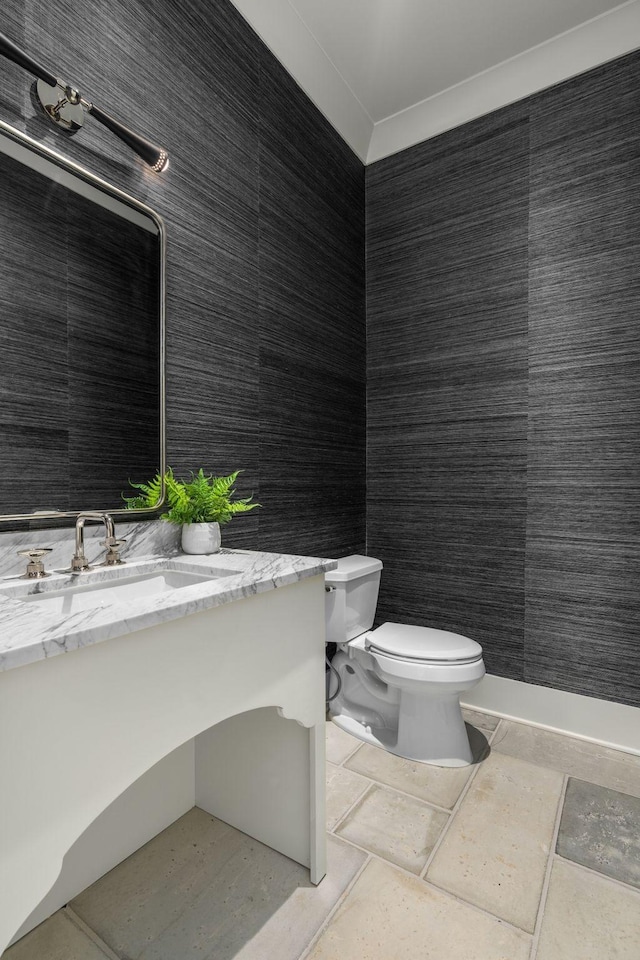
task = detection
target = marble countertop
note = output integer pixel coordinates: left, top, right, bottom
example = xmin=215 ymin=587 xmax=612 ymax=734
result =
xmin=0 ymin=549 xmax=337 ymax=673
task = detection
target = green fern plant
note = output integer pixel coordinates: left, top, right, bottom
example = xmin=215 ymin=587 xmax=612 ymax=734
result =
xmin=122 ymin=472 xmax=164 ymax=512
xmin=124 ymin=468 xmax=259 ymax=525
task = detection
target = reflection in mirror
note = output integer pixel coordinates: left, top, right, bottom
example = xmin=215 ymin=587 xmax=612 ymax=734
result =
xmin=0 ymin=120 xmax=165 ymax=522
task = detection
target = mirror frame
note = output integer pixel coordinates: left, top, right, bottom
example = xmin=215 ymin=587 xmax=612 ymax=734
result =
xmin=0 ymin=118 xmax=166 ymax=524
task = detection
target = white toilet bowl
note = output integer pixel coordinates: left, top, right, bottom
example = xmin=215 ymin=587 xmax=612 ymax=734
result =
xmin=326 ymin=558 xmax=486 ymax=767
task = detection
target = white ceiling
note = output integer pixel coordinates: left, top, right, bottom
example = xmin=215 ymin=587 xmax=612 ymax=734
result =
xmin=231 ymin=0 xmax=640 ymax=162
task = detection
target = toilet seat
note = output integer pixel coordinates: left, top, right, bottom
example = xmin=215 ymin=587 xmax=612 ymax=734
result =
xmin=365 ymin=621 xmax=483 ymax=665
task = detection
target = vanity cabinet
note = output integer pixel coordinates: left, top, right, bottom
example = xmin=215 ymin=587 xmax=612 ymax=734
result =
xmin=0 ymin=572 xmax=327 ymax=953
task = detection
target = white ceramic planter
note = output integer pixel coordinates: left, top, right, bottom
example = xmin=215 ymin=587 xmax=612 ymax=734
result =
xmin=181 ymin=522 xmax=221 ymax=555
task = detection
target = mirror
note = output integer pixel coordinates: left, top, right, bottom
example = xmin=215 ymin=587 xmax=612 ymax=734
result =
xmin=0 ymin=119 xmax=165 ymax=523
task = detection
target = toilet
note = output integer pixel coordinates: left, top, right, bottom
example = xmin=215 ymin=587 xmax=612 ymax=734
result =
xmin=325 ymin=555 xmax=485 ymax=767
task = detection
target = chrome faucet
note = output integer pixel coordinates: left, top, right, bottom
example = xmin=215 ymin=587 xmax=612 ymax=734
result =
xmin=71 ymin=512 xmax=116 ymax=572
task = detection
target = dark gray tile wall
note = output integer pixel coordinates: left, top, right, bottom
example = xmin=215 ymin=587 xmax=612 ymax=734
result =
xmin=258 ymin=53 xmax=366 ymax=556
xmin=0 ymin=0 xmax=366 ymax=556
xmin=526 ymin=54 xmax=640 ymax=708
xmin=367 ymin=51 xmax=640 ymax=707
xmin=367 ymin=108 xmax=530 ymax=681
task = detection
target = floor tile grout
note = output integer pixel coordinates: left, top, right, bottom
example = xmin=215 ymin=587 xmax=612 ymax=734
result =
xmin=419 ymin=874 xmax=535 ymax=941
xmin=529 ymin=774 xmax=569 ymax=960
xmin=63 ymin=906 xmax=122 ymax=960
xmin=297 ymin=849 xmax=373 ymax=960
xmin=553 ymin=852 xmax=640 ymax=897
xmin=338 ymin=768 xmax=460 ymax=818
xmin=329 ymin=780 xmax=376 ymax=834
xmin=330 ymin=733 xmax=364 ymax=768
xmin=326 ymin=830 xmax=536 ymax=941
xmin=418 ymin=738 xmax=496 ymax=880
xmin=328 ymin=828 xmax=446 ymax=884
xmin=328 ymin=720 xmax=501 ymax=880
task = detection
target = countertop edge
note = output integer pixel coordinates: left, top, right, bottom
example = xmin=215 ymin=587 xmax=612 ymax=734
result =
xmin=0 ymin=551 xmax=338 ymax=673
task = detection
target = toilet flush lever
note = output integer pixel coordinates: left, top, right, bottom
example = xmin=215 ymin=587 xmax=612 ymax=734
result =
xmin=325 ymin=585 xmax=336 ymax=593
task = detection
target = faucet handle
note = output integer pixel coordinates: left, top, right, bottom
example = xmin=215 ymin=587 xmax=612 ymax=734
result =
xmin=17 ymin=547 xmax=52 ymax=579
xmin=100 ymin=537 xmax=127 ymax=566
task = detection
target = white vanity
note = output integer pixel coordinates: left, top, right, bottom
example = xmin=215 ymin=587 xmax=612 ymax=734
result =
xmin=0 ymin=525 xmax=334 ymax=954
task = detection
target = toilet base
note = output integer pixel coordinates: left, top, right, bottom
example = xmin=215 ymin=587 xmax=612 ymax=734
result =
xmin=331 ymin=710 xmax=473 ymax=767
xmin=395 ymin=688 xmax=474 ymax=766
xmin=331 ymin=712 xmax=395 ymax=753
xmin=328 ymin=649 xmax=477 ymax=767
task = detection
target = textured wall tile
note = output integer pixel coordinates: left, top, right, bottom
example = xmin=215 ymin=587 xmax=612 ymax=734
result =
xmin=258 ymin=51 xmax=366 ymax=558
xmin=366 ymin=51 xmax=640 ymax=709
xmin=526 ymin=52 xmax=640 ymax=707
xmin=0 ymin=0 xmax=366 ymax=557
xmin=366 ymin=107 xmax=529 ymax=681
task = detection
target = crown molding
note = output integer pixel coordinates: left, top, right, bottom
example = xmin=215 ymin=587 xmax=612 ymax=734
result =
xmin=368 ymin=0 xmax=640 ymax=163
xmin=231 ymin=0 xmax=640 ymax=166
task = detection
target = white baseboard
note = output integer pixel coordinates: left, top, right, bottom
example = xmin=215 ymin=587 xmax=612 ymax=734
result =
xmin=461 ymin=674 xmax=640 ymax=757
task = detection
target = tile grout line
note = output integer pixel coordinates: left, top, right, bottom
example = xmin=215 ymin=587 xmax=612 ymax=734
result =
xmin=325 ymin=831 xmax=534 ymax=942
xmin=336 ymin=767 xmax=464 ymax=819
xmin=554 ymin=852 xmax=640 ymax=897
xmin=338 ymin=725 xmax=500 ymax=883
xmin=325 ymin=720 xmax=365 ymax=768
xmin=329 ymin=780 xmax=376 ymax=834
xmin=528 ymin=773 xmax=569 ymax=960
xmin=296 ymin=849 xmax=373 ymax=960
xmin=332 ymin=739 xmax=365 ymax=768
xmin=331 ymin=720 xmax=499 ymax=829
xmin=418 ymin=721 xmax=502 ymax=880
xmin=63 ymin=906 xmax=122 ymax=960
xmin=419 ymin=874 xmax=534 ymax=942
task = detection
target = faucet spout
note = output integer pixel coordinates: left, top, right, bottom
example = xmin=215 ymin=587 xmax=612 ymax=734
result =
xmin=71 ymin=512 xmax=115 ymax=572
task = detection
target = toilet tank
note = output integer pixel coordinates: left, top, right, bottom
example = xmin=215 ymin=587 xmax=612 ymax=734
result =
xmin=325 ymin=555 xmax=383 ymax=644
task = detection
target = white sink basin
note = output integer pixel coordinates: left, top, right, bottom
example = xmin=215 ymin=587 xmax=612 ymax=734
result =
xmin=18 ymin=569 xmax=223 ymax=615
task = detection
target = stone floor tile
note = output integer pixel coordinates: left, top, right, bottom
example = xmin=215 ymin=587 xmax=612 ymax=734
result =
xmin=427 ymin=752 xmax=563 ymax=932
xmin=462 ymin=708 xmax=500 ymax=733
xmin=325 ymin=720 xmax=362 ymax=765
xmin=536 ymin=858 xmax=640 ymax=960
xmin=344 ymin=740 xmax=481 ymax=810
xmin=492 ymin=720 xmax=640 ymax=797
xmin=71 ymin=808 xmax=365 ymax=960
xmin=557 ymin=778 xmax=640 ymax=889
xmin=335 ymin=783 xmax=448 ymax=874
xmin=4 ymin=910 xmax=113 ymax=960
xmin=326 ymin=761 xmax=371 ymax=830
xmin=306 ymin=858 xmax=531 ymax=960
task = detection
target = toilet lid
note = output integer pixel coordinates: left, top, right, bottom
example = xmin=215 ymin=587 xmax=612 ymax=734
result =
xmin=365 ymin=621 xmax=483 ymax=664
